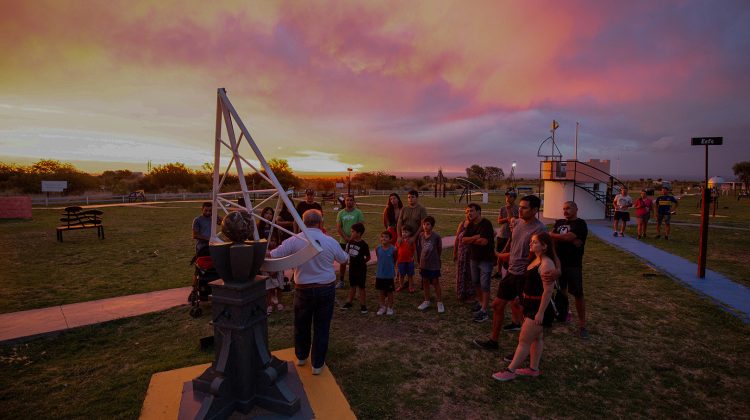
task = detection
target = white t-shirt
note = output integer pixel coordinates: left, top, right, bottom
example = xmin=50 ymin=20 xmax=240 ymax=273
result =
xmin=614 ymin=194 xmax=633 ymax=212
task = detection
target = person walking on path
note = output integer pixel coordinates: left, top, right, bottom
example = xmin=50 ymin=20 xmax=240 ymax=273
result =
xmin=383 ymin=193 xmax=403 ymax=244
xmin=655 ymin=187 xmax=679 ymax=240
xmin=550 ymin=201 xmax=589 ymax=339
xmin=453 ymin=212 xmax=476 ymax=303
xmin=634 ymin=190 xmax=654 ymax=239
xmin=396 ymin=190 xmax=428 ymax=240
xmin=336 ymin=194 xmax=365 ymax=288
xmin=492 ymin=232 xmax=560 ymax=382
xmin=612 ymin=186 xmax=633 ymax=237
xmin=269 ymin=209 xmax=349 ymax=375
xmin=462 ymin=203 xmax=496 ymax=322
xmin=473 ymin=195 xmax=547 ymax=352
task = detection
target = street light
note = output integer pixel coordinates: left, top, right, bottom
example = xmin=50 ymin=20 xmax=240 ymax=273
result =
xmin=510 ymin=161 xmax=517 ymax=188
xmin=347 ymin=167 xmax=353 ymax=196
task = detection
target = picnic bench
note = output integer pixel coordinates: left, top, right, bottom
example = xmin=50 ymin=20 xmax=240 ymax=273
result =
xmin=128 ymin=190 xmax=146 ymax=203
xmin=56 ymin=206 xmax=105 ymax=242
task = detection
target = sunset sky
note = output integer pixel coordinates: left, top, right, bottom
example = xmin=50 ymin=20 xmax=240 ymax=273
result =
xmin=1 ymin=0 xmax=748 ymax=179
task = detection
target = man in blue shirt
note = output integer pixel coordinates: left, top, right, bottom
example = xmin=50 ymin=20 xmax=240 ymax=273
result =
xmin=192 ymin=202 xmax=214 ymax=256
xmin=654 ymin=187 xmax=679 ymax=239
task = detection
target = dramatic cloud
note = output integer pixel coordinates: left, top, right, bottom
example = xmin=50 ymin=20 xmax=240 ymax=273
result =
xmin=0 ymin=0 xmax=748 ymax=178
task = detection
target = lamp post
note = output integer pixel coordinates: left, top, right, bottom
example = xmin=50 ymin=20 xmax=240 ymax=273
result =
xmin=510 ymin=161 xmax=517 ymax=189
xmin=347 ymin=167 xmax=353 ymax=196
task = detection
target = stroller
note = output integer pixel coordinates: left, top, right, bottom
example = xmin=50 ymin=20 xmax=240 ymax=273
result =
xmin=188 ymin=249 xmax=220 ymax=318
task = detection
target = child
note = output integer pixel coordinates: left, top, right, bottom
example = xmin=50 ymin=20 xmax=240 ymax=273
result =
xmin=375 ymin=230 xmax=398 ymax=315
xmin=396 ymin=225 xmax=417 ymax=293
xmin=416 ymin=216 xmax=444 ymax=313
xmin=341 ymin=223 xmax=371 ymax=314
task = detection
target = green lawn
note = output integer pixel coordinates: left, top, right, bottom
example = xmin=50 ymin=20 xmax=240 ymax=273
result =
xmin=621 ymin=194 xmax=750 ymax=287
xmin=1 ymin=237 xmax=749 ymax=418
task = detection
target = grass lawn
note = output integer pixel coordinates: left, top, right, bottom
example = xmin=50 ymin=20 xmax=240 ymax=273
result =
xmin=621 ymin=194 xmax=750 ymax=287
xmin=1 ymin=237 xmax=749 ymax=418
xmin=1 ymin=197 xmax=481 ymax=314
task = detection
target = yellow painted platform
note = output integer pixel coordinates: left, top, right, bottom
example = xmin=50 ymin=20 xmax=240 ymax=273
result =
xmin=140 ymin=348 xmax=355 ymax=419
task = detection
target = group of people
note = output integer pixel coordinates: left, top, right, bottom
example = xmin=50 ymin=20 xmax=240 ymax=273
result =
xmin=612 ymin=186 xmax=679 ymax=239
xmin=191 ymin=188 xmax=593 ymax=381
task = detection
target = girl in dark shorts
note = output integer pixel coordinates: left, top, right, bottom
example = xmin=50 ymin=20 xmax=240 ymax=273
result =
xmin=493 ymin=232 xmax=560 ymax=382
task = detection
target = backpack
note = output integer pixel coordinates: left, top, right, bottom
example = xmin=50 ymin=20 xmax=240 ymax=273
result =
xmin=548 ymin=280 xmax=569 ymax=322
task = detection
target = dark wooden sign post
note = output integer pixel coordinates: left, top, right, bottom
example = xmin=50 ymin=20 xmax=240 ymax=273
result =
xmin=691 ymin=136 xmax=723 ymax=278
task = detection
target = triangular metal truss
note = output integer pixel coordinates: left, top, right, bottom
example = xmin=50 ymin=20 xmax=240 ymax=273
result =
xmin=210 ymin=88 xmax=321 ymax=271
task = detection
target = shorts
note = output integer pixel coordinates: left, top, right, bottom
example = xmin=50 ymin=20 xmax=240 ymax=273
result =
xmin=420 ymin=269 xmax=441 ymax=281
xmin=497 ymin=272 xmax=525 ymax=301
xmin=558 ymin=266 xmax=583 ymax=298
xmin=398 ymin=261 xmax=415 ymax=276
xmin=265 ymin=271 xmax=283 ymax=290
xmin=521 ymin=297 xmax=554 ymax=327
xmin=375 ymin=277 xmax=395 ymax=292
xmin=496 ymin=237 xmax=509 ymax=253
xmin=636 ymin=213 xmax=650 ymax=222
xmin=349 ymin=267 xmax=367 ymax=289
xmin=614 ymin=211 xmax=630 ymax=222
xmin=657 ymin=213 xmax=671 ymax=224
xmin=470 ymin=259 xmax=494 ymax=292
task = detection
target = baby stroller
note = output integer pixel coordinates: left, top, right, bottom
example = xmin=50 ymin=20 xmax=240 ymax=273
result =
xmin=188 ymin=250 xmax=220 ymax=318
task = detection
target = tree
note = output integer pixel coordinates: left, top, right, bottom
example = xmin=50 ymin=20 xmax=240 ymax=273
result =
xmin=485 ymin=166 xmax=505 ymax=188
xmin=261 ymin=158 xmax=301 ymax=190
xmin=140 ymin=162 xmax=195 ymax=192
xmin=733 ymin=161 xmax=750 ymax=187
xmin=466 ymin=165 xmax=487 ymax=186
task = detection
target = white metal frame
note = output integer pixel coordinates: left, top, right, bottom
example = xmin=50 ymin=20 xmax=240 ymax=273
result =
xmin=210 ymin=88 xmax=321 ymax=271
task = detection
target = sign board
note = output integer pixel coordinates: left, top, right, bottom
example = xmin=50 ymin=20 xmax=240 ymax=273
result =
xmin=335 ymin=182 xmax=344 ymax=189
xmin=41 ymin=181 xmax=68 ymax=192
xmin=691 ymin=137 xmax=723 ymax=146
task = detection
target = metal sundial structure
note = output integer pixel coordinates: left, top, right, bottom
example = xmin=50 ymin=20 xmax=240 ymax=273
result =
xmin=210 ymin=88 xmax=321 ymax=271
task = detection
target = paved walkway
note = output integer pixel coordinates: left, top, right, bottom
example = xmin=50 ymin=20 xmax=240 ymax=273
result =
xmin=588 ymin=221 xmax=750 ymax=323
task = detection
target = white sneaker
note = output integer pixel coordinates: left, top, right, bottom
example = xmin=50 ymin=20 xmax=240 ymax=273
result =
xmin=437 ymin=302 xmax=445 ymax=313
xmin=386 ymin=307 xmax=394 ymax=316
xmin=312 ymin=365 xmax=325 ymax=375
xmin=297 ymin=358 xmax=307 ymax=366
xmin=376 ymin=306 xmax=386 ymax=316
xmin=417 ymin=301 xmax=430 ymax=311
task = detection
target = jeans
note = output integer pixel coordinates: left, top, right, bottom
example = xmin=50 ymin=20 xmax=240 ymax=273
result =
xmin=470 ymin=259 xmax=494 ymax=292
xmin=294 ymin=282 xmax=336 ymax=369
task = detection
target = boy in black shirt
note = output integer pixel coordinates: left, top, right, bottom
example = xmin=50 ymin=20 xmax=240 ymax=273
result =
xmin=341 ymin=223 xmax=371 ymax=314
xmin=550 ymin=201 xmax=589 ymax=339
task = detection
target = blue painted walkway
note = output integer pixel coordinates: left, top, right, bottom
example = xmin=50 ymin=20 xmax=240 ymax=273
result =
xmin=588 ymin=221 xmax=750 ymax=323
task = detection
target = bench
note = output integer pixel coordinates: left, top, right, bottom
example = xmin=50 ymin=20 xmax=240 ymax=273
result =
xmin=128 ymin=190 xmax=146 ymax=203
xmin=319 ymin=192 xmax=336 ymax=209
xmin=56 ymin=206 xmax=105 ymax=242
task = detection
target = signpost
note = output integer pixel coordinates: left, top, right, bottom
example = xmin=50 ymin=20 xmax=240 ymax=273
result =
xmin=41 ymin=180 xmax=68 ymax=207
xmin=691 ymin=137 xmax=723 ymax=278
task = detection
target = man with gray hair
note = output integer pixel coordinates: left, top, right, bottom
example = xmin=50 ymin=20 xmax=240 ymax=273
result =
xmin=550 ymin=201 xmax=589 ymax=339
xmin=270 ymin=209 xmax=349 ymax=374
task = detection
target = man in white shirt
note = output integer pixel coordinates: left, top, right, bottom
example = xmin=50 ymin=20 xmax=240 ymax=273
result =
xmin=612 ymin=186 xmax=633 ymax=237
xmin=270 ymin=209 xmax=349 ymax=375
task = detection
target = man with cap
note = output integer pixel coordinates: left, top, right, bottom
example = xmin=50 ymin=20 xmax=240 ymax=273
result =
xmin=496 ymin=189 xmax=519 ymax=254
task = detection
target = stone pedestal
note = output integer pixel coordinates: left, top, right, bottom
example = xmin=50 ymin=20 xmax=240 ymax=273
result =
xmin=185 ymin=278 xmax=300 ymax=419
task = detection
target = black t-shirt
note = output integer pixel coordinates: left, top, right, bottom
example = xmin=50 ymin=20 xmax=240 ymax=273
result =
xmin=296 ymin=201 xmax=322 ymax=217
xmin=346 ymin=240 xmax=370 ymax=273
xmin=465 ymin=218 xmax=496 ymax=262
xmin=553 ymin=218 xmax=588 ymax=268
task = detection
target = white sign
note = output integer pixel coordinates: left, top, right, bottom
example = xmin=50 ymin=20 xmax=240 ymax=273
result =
xmin=41 ymin=181 xmax=68 ymax=192
xmin=335 ymin=182 xmax=344 ymax=189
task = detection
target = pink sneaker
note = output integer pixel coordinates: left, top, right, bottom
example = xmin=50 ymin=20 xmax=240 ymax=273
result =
xmin=515 ymin=368 xmax=541 ymax=377
xmin=492 ymin=369 xmax=517 ymax=382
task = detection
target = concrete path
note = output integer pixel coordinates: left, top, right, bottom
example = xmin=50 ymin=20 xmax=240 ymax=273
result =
xmin=588 ymin=221 xmax=750 ymax=323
